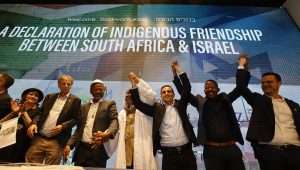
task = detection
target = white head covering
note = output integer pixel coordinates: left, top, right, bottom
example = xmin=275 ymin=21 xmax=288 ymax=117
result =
xmin=91 ymin=79 xmax=104 ymax=86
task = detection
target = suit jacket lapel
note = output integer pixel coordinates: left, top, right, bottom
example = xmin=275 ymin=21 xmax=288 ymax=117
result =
xmin=156 ymin=104 xmax=166 ymax=131
xmin=174 ymin=100 xmax=186 ymax=122
xmin=79 ymin=103 xmax=91 ymax=137
xmin=263 ymin=95 xmax=275 ymax=117
xmin=47 ymin=93 xmax=59 ymax=112
xmin=82 ymin=103 xmax=91 ymax=125
xmin=57 ymin=95 xmax=73 ymax=121
xmin=92 ymin=100 xmax=105 ymax=132
xmin=95 ymin=100 xmax=104 ymax=117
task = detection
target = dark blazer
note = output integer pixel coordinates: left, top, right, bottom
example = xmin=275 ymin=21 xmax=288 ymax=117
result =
xmin=36 ymin=93 xmax=81 ymax=147
xmin=0 ymin=92 xmax=12 ymax=120
xmin=130 ymin=73 xmax=197 ymax=155
xmin=173 ymin=71 xmax=245 ymax=145
xmin=67 ymin=100 xmax=119 ymax=148
xmin=237 ymin=69 xmax=300 ymax=143
xmin=0 ymin=92 xmax=13 ymax=162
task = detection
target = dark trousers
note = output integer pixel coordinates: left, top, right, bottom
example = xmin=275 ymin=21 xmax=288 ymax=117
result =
xmin=161 ymin=143 xmax=197 ymax=170
xmin=252 ymin=143 xmax=300 ymax=170
xmin=0 ymin=145 xmax=15 ymax=163
xmin=73 ymin=142 xmax=109 ymax=168
xmin=203 ymin=144 xmax=245 ymax=170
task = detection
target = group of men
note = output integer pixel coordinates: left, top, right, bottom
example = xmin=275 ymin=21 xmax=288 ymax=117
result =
xmin=0 ymin=54 xmax=300 ymax=170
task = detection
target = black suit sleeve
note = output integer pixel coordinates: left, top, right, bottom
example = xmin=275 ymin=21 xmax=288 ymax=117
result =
xmin=227 ymin=69 xmax=252 ymax=102
xmin=173 ymin=75 xmax=183 ymax=95
xmin=66 ymin=105 xmax=84 ymax=148
xmin=178 ymin=73 xmax=191 ymax=100
xmin=236 ymin=69 xmax=256 ymax=106
xmin=173 ymin=73 xmax=199 ymax=107
xmin=227 ymin=88 xmax=241 ymax=103
xmin=130 ymin=88 xmax=155 ymax=117
xmin=61 ymin=98 xmax=81 ymax=130
xmin=34 ymin=94 xmax=50 ymax=125
xmin=106 ymin=101 xmax=119 ymax=137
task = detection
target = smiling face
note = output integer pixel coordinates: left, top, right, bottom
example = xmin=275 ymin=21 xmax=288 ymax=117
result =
xmin=58 ymin=75 xmax=73 ymax=95
xmin=204 ymin=80 xmax=219 ymax=99
xmin=160 ymin=85 xmax=175 ymax=105
xmin=261 ymin=74 xmax=281 ymax=97
xmin=91 ymin=83 xmax=106 ymax=100
xmin=24 ymin=91 xmax=40 ymax=105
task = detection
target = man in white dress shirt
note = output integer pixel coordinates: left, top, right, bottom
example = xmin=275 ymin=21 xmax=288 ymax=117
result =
xmin=26 ymin=74 xmax=81 ymax=164
xmin=64 ymin=79 xmax=118 ymax=167
xmin=128 ymin=71 xmax=198 ymax=170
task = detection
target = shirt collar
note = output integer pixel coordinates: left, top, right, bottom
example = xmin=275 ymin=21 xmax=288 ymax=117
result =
xmin=90 ymin=98 xmax=103 ymax=104
xmin=58 ymin=93 xmax=70 ymax=99
xmin=163 ymin=100 xmax=175 ymax=106
xmin=271 ymin=95 xmax=285 ymax=102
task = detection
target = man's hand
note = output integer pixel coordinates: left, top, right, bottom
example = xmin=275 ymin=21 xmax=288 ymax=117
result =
xmin=10 ymin=100 xmax=22 ymax=113
xmin=27 ymin=124 xmax=38 ymax=138
xmin=63 ymin=145 xmax=71 ymax=160
xmin=91 ymin=131 xmax=104 ymax=149
xmin=171 ymin=61 xmax=178 ymax=76
xmin=91 ymin=130 xmax=112 ymax=147
xmin=47 ymin=124 xmax=63 ymax=137
xmin=171 ymin=60 xmax=183 ymax=75
xmin=128 ymin=72 xmax=139 ymax=87
xmin=99 ymin=130 xmax=112 ymax=143
xmin=238 ymin=54 xmax=249 ymax=69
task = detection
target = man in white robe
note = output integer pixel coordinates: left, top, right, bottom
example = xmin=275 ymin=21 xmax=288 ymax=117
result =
xmin=114 ymin=73 xmax=158 ymax=170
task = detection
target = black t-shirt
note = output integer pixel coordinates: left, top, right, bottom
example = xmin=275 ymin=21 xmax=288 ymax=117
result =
xmin=203 ymin=96 xmax=234 ymax=142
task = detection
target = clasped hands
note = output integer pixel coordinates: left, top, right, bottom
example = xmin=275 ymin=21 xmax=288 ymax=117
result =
xmin=90 ymin=130 xmax=111 ymax=149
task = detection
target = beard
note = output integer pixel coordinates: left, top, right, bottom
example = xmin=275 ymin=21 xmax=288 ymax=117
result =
xmin=124 ymin=104 xmax=136 ymax=114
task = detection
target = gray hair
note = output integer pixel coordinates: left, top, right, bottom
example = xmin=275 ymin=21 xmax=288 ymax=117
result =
xmin=58 ymin=74 xmax=74 ymax=85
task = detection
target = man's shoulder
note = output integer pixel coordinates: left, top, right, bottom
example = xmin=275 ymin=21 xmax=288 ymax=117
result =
xmin=102 ymin=99 xmax=116 ymax=104
xmin=194 ymin=94 xmax=206 ymax=102
xmin=151 ymin=102 xmax=163 ymax=110
xmin=44 ymin=93 xmax=58 ymax=100
xmin=67 ymin=93 xmax=79 ymax=99
xmin=285 ymin=98 xmax=300 ymax=108
xmin=99 ymin=100 xmax=117 ymax=109
xmin=0 ymin=92 xmax=11 ymax=100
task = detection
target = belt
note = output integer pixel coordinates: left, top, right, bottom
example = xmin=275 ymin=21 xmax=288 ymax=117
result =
xmin=205 ymin=140 xmax=236 ymax=147
xmin=37 ymin=133 xmax=55 ymax=139
xmin=161 ymin=143 xmax=191 ymax=153
xmin=259 ymin=144 xmax=300 ymax=151
xmin=79 ymin=141 xmax=95 ymax=149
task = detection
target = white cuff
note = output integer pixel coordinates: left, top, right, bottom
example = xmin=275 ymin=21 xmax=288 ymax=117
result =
xmin=238 ymin=65 xmax=245 ymax=69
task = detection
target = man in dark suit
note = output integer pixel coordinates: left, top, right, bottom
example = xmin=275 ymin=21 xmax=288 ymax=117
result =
xmin=237 ymin=58 xmax=300 ymax=170
xmin=128 ymin=71 xmax=197 ymax=170
xmin=0 ymin=72 xmax=14 ymax=120
xmin=172 ymin=59 xmax=247 ymax=170
xmin=0 ymin=72 xmax=14 ymax=163
xmin=26 ymin=74 xmax=81 ymax=165
xmin=63 ymin=79 xmax=118 ymax=168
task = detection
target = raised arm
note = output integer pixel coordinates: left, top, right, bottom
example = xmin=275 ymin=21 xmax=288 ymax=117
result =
xmin=128 ymin=72 xmax=155 ymax=117
xmin=235 ymin=55 xmax=255 ymax=106
xmin=171 ymin=61 xmax=200 ymax=107
xmin=136 ymin=77 xmax=157 ymax=106
xmin=0 ymin=100 xmax=22 ymax=123
xmin=228 ymin=55 xmax=250 ymax=102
